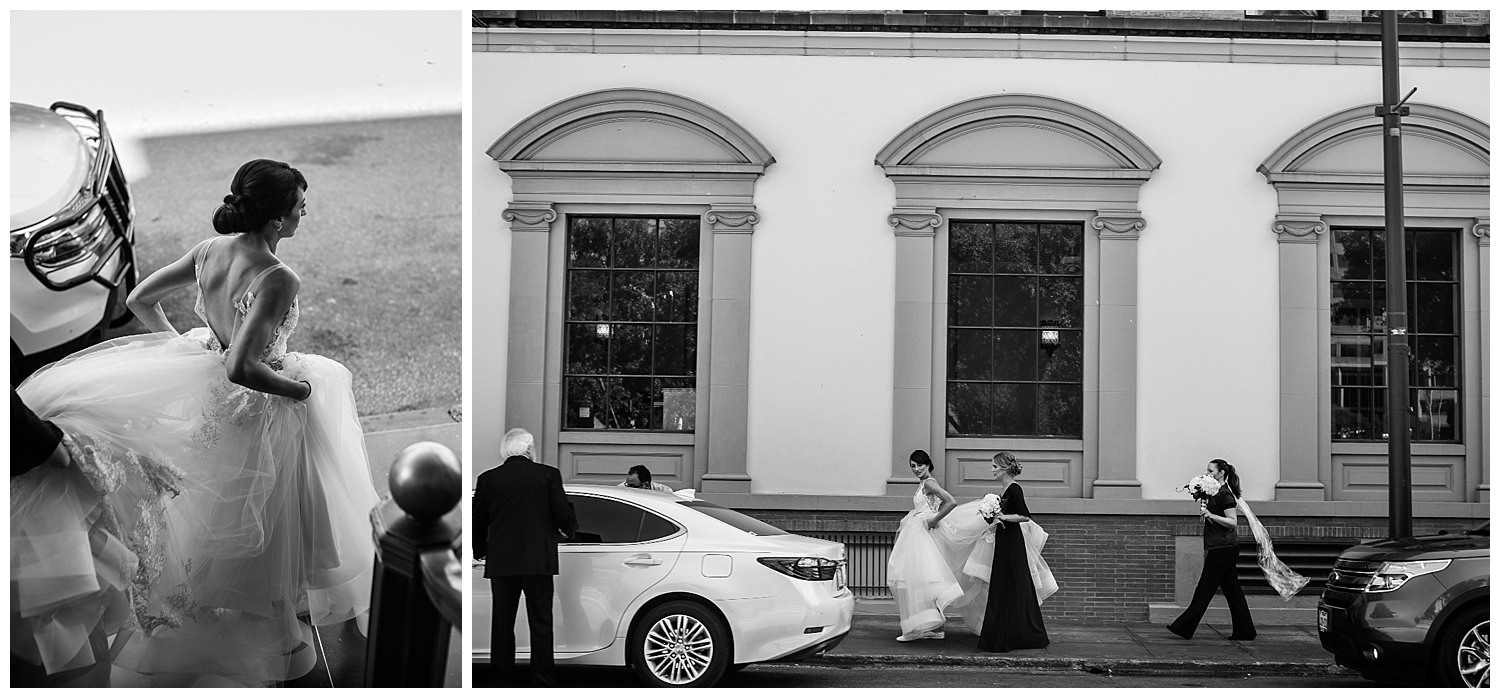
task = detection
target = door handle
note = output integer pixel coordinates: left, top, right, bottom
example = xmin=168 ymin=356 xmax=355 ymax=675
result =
xmin=624 ymin=555 xmax=663 ymax=567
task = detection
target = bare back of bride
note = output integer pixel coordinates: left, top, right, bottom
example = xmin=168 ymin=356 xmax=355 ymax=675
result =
xmin=12 ymin=159 xmax=380 ymax=687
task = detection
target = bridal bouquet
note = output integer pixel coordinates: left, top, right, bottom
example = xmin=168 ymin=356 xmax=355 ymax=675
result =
xmin=1178 ymin=474 xmax=1221 ymax=501
xmin=977 ymin=493 xmax=1002 ymax=523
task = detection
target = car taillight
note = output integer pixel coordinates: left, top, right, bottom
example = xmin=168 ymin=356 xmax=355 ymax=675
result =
xmin=757 ymin=556 xmax=841 ymax=581
xmin=1365 ymin=559 xmax=1452 ymax=593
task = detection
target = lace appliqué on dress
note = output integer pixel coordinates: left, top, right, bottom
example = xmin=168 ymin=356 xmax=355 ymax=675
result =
xmin=191 ymin=374 xmax=264 ymax=453
xmin=233 ymin=291 xmax=298 ymax=370
xmin=49 ymin=431 xmax=194 ymax=635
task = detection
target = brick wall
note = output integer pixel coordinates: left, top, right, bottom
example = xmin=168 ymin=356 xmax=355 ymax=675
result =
xmin=748 ymin=509 xmax=1482 ymax=622
xmin=983 ymin=9 xmax=1489 ymax=25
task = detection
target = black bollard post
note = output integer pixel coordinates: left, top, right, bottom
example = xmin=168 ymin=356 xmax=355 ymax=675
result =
xmin=364 ymin=441 xmax=462 ymax=687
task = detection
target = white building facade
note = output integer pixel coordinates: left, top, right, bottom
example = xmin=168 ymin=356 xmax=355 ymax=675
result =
xmin=472 ymin=10 xmax=1489 ymax=620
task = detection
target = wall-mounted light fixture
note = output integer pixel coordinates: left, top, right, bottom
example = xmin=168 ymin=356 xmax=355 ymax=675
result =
xmin=1040 ymin=319 xmax=1061 ymax=358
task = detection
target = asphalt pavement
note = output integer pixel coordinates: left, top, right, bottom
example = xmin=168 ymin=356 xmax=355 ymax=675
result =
xmin=793 ymin=599 xmax=1353 ymax=679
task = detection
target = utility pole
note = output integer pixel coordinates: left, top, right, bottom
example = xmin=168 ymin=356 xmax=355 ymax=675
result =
xmin=1378 ymin=11 xmax=1415 ymax=539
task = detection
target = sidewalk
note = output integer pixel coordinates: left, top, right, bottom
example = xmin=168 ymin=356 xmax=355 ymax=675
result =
xmin=361 ymin=406 xmax=463 ymax=501
xmin=291 ymin=407 xmax=462 ymax=688
xmin=787 ymin=599 xmax=1353 ymax=678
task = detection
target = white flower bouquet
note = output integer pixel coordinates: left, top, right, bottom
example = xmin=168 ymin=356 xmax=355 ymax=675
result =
xmin=1178 ymin=474 xmax=1221 ymax=501
xmin=977 ymin=493 xmax=1002 ymax=523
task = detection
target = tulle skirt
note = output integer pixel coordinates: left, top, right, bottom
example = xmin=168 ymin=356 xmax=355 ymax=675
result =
xmin=930 ymin=500 xmax=1058 ymax=636
xmin=886 ymin=509 xmax=964 ymax=636
xmin=12 ymin=329 xmax=380 ymax=686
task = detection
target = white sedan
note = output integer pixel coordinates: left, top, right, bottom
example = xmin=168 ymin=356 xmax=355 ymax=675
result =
xmin=473 ymin=484 xmax=854 ymax=687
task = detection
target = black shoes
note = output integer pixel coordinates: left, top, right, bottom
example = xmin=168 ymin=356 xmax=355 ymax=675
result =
xmin=1167 ymin=625 xmax=1192 ymax=640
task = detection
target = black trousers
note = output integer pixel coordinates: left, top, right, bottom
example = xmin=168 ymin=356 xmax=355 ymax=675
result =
xmin=491 ymin=575 xmax=557 ymax=687
xmin=1169 ymin=546 xmax=1256 ymax=639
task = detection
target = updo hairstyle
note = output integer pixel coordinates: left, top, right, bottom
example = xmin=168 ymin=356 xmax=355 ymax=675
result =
xmin=212 ymin=159 xmax=308 ymax=235
xmin=992 ymin=451 xmax=1022 ymax=477
xmin=909 ymin=449 xmax=934 ymax=474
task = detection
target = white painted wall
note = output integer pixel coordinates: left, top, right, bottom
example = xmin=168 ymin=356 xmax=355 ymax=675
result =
xmin=471 ymin=48 xmax=1488 ymax=500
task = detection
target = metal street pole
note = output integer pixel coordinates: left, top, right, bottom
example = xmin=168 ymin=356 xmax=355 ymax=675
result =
xmin=1378 ymin=11 xmax=1414 ymax=539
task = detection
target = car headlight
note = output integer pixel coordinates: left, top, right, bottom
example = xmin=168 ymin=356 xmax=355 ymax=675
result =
xmin=28 ymin=204 xmax=111 ymax=267
xmin=1366 ymin=559 xmax=1452 ymax=593
xmin=757 ymin=557 xmax=841 ymax=582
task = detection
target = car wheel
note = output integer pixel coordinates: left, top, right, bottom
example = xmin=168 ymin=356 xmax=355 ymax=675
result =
xmin=1435 ymin=607 xmax=1489 ymax=688
xmin=628 ymin=601 xmax=731 ymax=688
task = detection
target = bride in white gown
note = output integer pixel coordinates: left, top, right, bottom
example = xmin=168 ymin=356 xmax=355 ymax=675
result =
xmin=885 ymin=449 xmax=1060 ymax=641
xmin=11 ymin=159 xmax=380 ymax=687
xmin=886 ymin=450 xmax=963 ymax=641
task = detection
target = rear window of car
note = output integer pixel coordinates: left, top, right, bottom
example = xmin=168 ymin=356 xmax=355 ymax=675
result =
xmin=676 ymin=500 xmax=787 ymax=536
xmin=567 ymin=494 xmax=681 ymax=544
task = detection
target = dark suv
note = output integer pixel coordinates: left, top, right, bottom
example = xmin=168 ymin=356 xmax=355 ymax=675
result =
xmin=1318 ymin=521 xmax=1489 ymax=687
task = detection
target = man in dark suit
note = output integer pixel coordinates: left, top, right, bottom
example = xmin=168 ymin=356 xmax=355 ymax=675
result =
xmin=473 ymin=428 xmax=577 ymax=687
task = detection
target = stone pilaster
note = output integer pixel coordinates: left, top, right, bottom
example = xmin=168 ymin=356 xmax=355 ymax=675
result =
xmin=502 ymin=202 xmax=558 ymax=461
xmin=699 ymin=205 xmax=759 ymax=494
xmin=1090 ymin=209 xmax=1143 ymax=498
xmin=1274 ymin=215 xmax=1329 ymax=500
xmin=1475 ymin=218 xmax=1489 ymax=503
xmin=887 ymin=208 xmax=942 ymax=494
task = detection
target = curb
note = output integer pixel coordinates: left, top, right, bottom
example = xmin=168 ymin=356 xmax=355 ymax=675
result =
xmin=359 ymin=405 xmax=461 ymax=434
xmin=778 ymin=654 xmax=1355 ymax=678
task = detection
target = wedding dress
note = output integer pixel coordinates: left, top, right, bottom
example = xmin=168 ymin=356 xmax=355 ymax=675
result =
xmin=885 ymin=482 xmax=964 ymax=637
xmin=12 ymin=239 xmax=380 ymax=686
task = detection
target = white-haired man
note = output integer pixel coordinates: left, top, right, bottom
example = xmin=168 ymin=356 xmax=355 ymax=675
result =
xmin=473 ymin=428 xmax=576 ymax=687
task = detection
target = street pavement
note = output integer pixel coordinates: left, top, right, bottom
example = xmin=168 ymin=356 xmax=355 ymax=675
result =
xmin=792 ymin=599 xmax=1352 ymax=679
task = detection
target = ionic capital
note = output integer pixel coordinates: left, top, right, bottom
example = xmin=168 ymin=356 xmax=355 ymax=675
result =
xmin=502 ymin=202 xmax=558 ymax=233
xmin=888 ymin=207 xmax=942 ymax=237
xmin=1092 ymin=210 xmax=1146 ymax=239
xmin=706 ymin=205 xmax=760 ymax=234
xmin=1273 ymin=216 xmax=1327 ymax=243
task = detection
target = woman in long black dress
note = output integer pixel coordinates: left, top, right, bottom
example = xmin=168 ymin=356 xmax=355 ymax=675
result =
xmin=976 ymin=451 xmax=1050 ymax=652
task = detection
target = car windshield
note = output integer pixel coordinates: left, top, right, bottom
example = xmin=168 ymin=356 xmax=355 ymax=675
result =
xmin=676 ymin=500 xmax=787 ymax=536
xmin=1467 ymin=521 xmax=1489 ymax=536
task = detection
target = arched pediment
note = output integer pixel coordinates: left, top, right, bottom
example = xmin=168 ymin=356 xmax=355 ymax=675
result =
xmin=875 ymin=94 xmax=1161 ymax=177
xmin=488 ymin=88 xmax=775 ymax=173
xmin=1259 ymin=103 xmax=1489 ymax=183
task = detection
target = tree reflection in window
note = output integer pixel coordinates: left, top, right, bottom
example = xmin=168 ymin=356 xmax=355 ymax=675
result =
xmin=564 ymin=216 xmax=699 ymax=431
xmin=946 ymin=221 xmax=1083 ymax=437
xmin=1330 ymin=227 xmax=1460 ymax=442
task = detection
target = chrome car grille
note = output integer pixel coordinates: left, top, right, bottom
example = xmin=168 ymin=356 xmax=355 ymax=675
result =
xmin=1325 ymin=558 xmax=1383 ymax=593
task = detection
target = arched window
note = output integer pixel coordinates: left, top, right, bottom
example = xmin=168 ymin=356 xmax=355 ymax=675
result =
xmin=876 ymin=94 xmax=1160 ymax=499
xmin=488 ymin=88 xmax=774 ymax=493
xmin=1260 ymin=103 xmax=1489 ymax=502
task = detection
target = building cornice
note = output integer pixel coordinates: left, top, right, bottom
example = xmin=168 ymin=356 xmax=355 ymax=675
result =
xmin=474 ymin=26 xmax=1487 ymax=68
xmin=474 ymin=10 xmax=1488 ymax=43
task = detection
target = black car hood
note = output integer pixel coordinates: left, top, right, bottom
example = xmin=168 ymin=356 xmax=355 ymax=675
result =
xmin=1339 ymin=529 xmax=1490 ymax=562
